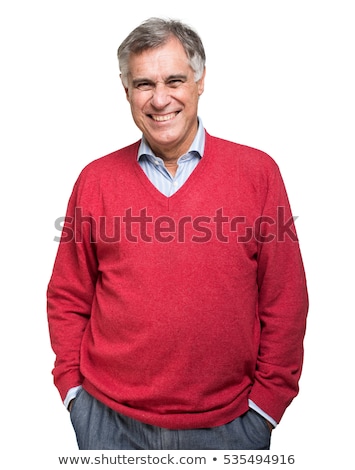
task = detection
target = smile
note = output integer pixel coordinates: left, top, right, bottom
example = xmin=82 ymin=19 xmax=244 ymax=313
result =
xmin=150 ymin=112 xmax=179 ymax=122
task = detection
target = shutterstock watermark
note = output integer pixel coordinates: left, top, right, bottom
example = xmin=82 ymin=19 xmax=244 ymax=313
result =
xmin=54 ymin=207 xmax=298 ymax=244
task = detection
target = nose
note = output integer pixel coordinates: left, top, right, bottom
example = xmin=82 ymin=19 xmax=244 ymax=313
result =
xmin=150 ymin=82 xmax=172 ymax=109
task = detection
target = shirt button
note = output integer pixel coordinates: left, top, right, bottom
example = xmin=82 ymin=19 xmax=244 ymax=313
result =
xmin=173 ymin=181 xmax=178 ymax=187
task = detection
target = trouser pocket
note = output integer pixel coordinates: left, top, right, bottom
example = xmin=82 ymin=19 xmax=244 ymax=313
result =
xmin=238 ymin=409 xmax=272 ymax=450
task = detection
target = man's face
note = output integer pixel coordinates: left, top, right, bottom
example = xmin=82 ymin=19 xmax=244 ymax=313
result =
xmin=123 ymin=36 xmax=205 ymax=159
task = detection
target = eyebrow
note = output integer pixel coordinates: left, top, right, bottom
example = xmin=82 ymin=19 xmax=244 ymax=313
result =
xmin=166 ymin=74 xmax=188 ymax=81
xmin=132 ymin=74 xmax=188 ymax=86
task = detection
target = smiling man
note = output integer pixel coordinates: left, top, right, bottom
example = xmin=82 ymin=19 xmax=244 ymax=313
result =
xmin=47 ymin=17 xmax=308 ymax=450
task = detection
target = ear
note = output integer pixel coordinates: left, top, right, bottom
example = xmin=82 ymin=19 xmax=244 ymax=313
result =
xmin=120 ymin=74 xmax=130 ymax=101
xmin=197 ymin=67 xmax=206 ymax=96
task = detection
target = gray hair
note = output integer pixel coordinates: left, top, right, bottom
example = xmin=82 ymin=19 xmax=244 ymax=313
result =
xmin=118 ymin=17 xmax=206 ymax=87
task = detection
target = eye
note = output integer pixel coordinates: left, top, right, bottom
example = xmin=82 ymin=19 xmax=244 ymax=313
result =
xmin=135 ymin=82 xmax=154 ymax=91
xmin=167 ymin=79 xmax=183 ymax=88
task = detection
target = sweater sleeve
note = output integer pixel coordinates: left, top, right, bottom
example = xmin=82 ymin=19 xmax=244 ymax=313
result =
xmin=248 ymin=163 xmax=308 ymax=423
xmin=47 ymin=175 xmax=98 ymax=401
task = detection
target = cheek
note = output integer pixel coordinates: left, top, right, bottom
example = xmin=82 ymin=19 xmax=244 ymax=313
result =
xmin=181 ymin=85 xmax=200 ymax=103
xmin=127 ymin=89 xmax=145 ymax=108
xmin=129 ymin=98 xmax=147 ymax=120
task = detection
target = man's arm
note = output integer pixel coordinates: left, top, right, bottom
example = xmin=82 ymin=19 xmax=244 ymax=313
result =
xmin=47 ymin=176 xmax=98 ymax=402
xmin=249 ymin=163 xmax=308 ymax=423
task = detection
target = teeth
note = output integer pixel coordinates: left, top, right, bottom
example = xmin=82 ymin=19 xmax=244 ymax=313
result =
xmin=152 ymin=113 xmax=177 ymax=122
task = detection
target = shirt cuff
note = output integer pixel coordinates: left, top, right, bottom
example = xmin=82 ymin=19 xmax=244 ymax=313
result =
xmin=248 ymin=399 xmax=278 ymax=428
xmin=64 ymin=385 xmax=83 ymax=409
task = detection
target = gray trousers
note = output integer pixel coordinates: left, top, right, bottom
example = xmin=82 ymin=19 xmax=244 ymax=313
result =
xmin=70 ymin=388 xmax=271 ymax=450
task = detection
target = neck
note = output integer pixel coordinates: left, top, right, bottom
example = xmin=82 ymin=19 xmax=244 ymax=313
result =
xmin=161 ymin=159 xmax=179 ymax=177
xmin=144 ymin=119 xmax=200 ymax=175
xmin=152 ymin=142 xmax=189 ymax=167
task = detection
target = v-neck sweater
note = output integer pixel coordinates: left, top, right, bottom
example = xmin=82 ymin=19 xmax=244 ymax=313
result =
xmin=47 ymin=131 xmax=308 ymax=428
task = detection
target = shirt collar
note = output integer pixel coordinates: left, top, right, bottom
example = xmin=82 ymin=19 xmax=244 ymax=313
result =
xmin=137 ymin=117 xmax=205 ymax=161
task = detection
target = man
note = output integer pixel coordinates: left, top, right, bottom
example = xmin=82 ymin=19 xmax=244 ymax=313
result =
xmin=47 ymin=17 xmax=308 ymax=450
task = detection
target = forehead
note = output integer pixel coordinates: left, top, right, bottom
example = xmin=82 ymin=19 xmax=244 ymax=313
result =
xmin=127 ymin=37 xmax=192 ymax=78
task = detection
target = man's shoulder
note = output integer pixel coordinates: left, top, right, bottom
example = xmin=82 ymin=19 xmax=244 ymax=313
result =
xmin=206 ymin=132 xmax=276 ymax=167
xmin=205 ymin=132 xmax=279 ymax=172
xmin=82 ymin=141 xmax=140 ymax=174
xmin=73 ymin=141 xmax=140 ymax=186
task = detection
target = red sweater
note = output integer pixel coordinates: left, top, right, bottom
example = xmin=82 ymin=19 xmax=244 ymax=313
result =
xmin=47 ymin=132 xmax=308 ymax=428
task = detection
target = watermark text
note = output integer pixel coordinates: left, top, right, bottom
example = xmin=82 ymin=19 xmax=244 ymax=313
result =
xmin=54 ymin=207 xmax=298 ymax=244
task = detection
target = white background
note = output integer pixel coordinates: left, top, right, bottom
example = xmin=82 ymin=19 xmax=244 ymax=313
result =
xmin=1 ymin=1 xmax=354 ymax=467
